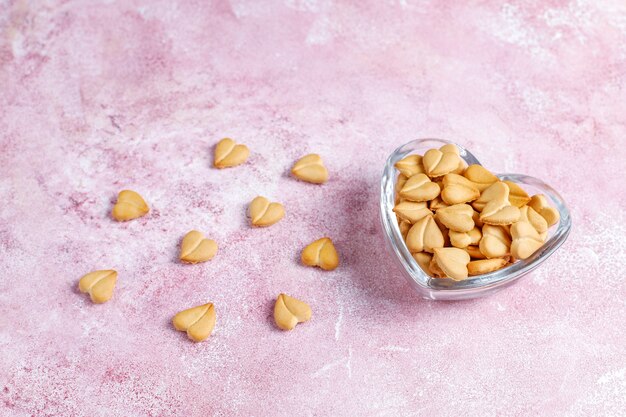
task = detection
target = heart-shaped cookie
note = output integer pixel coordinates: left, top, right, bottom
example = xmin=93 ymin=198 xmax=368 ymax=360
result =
xmin=464 ymin=245 xmax=487 ymax=259
xmin=529 ymin=194 xmax=560 ymax=227
xmin=441 ymin=173 xmax=480 ymax=205
xmin=214 ymin=138 xmax=250 ymax=168
xmin=179 ymin=230 xmax=218 ymax=264
xmin=393 ymin=201 xmax=432 ymax=224
xmin=479 ymin=182 xmax=521 ymax=225
xmin=503 ymin=180 xmax=531 ymax=208
xmin=520 ymin=205 xmax=548 ymax=235
xmin=78 ymin=270 xmax=118 ymax=304
xmin=399 ymin=220 xmax=411 ymax=239
xmin=435 ymin=203 xmax=475 ymax=232
xmin=249 ymin=196 xmax=285 ymax=227
xmin=394 ymin=154 xmax=424 ymax=177
xmin=449 ymin=226 xmax=482 ymax=249
xmin=472 ymin=181 xmax=505 ymax=212
xmin=468 ymin=258 xmax=508 ymax=276
xmin=291 ymin=154 xmax=329 ymax=184
xmin=479 ymin=224 xmax=511 ymax=259
xmin=406 ymin=215 xmax=445 ymax=253
xmin=274 ymin=293 xmax=312 ymax=331
xmin=412 ymin=252 xmax=432 ymax=274
xmin=429 ymin=196 xmax=449 ymax=211
xmin=111 ymin=190 xmax=149 ymax=222
xmin=464 ymin=164 xmax=499 ymax=191
xmin=433 ymin=247 xmax=471 ymax=280
xmin=399 ymin=173 xmax=440 ymax=202
xmin=172 ymin=303 xmax=216 ymax=342
xmin=422 ymin=146 xmax=462 ymax=178
xmin=428 ymin=256 xmax=446 ymax=278
xmin=301 ymin=237 xmax=339 ymax=270
xmin=510 ymin=221 xmax=544 ymax=260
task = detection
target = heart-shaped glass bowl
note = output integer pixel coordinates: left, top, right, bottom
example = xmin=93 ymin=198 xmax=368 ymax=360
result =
xmin=380 ymin=139 xmax=572 ymax=300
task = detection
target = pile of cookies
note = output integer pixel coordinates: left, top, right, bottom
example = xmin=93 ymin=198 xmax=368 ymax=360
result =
xmin=392 ymin=144 xmax=560 ymax=280
xmin=77 ymin=138 xmax=339 ymax=342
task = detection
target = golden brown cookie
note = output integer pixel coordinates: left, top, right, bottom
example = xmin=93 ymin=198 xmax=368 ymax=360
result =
xmin=301 ymin=237 xmax=339 ymax=270
xmin=479 ymin=224 xmax=511 ymax=259
xmin=399 ymin=173 xmax=441 ymax=202
xmin=503 ymin=180 xmax=531 ymax=208
xmin=172 ymin=303 xmax=216 ymax=342
xmin=214 ymin=138 xmax=250 ymax=168
xmin=441 ymin=174 xmax=480 ymax=205
xmin=111 ymin=190 xmax=149 ymax=222
xmin=393 ymin=201 xmax=432 ymax=224
xmin=249 ymin=196 xmax=285 ymax=227
xmin=510 ymin=221 xmax=544 ymax=260
xmin=479 ymin=182 xmax=521 ymax=225
xmin=179 ymin=230 xmax=218 ymax=264
xmin=406 ymin=215 xmax=445 ymax=253
xmin=468 ymin=258 xmax=508 ymax=276
xmin=449 ymin=227 xmax=482 ymax=249
xmin=412 ymin=252 xmax=433 ymax=275
xmin=519 ymin=205 xmax=548 ymax=234
xmin=528 ymin=194 xmax=560 ymax=227
xmin=78 ymin=270 xmax=118 ymax=304
xmin=274 ymin=293 xmax=312 ymax=331
xmin=433 ymin=247 xmax=470 ymax=280
xmin=435 ymin=204 xmax=475 ymax=232
xmin=291 ymin=154 xmax=329 ymax=184
xmin=464 ymin=164 xmax=499 ymax=191
xmin=394 ymin=154 xmax=424 ymax=177
xmin=422 ymin=146 xmax=462 ymax=178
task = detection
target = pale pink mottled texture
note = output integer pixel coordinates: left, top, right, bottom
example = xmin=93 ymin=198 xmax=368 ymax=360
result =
xmin=1 ymin=1 xmax=625 ymax=416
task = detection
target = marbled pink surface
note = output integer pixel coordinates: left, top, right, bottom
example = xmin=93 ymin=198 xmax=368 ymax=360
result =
xmin=1 ymin=1 xmax=626 ymax=416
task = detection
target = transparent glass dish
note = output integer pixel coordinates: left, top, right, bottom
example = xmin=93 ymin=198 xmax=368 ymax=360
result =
xmin=380 ymin=138 xmax=572 ymax=300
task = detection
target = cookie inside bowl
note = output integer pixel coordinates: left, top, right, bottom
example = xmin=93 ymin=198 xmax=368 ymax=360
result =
xmin=379 ymin=139 xmax=571 ymax=300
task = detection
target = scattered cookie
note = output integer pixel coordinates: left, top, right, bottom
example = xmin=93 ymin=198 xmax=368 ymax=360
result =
xmin=78 ymin=270 xmax=118 ymax=304
xmin=249 ymin=196 xmax=285 ymax=227
xmin=172 ymin=303 xmax=216 ymax=342
xmin=214 ymin=138 xmax=250 ymax=168
xmin=111 ymin=190 xmax=149 ymax=221
xmin=274 ymin=293 xmax=312 ymax=331
xmin=301 ymin=237 xmax=339 ymax=270
xmin=291 ymin=154 xmax=328 ymax=184
xmin=180 ymin=230 xmax=218 ymax=264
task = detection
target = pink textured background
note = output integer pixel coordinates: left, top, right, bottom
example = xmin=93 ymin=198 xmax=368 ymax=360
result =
xmin=1 ymin=1 xmax=625 ymax=416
